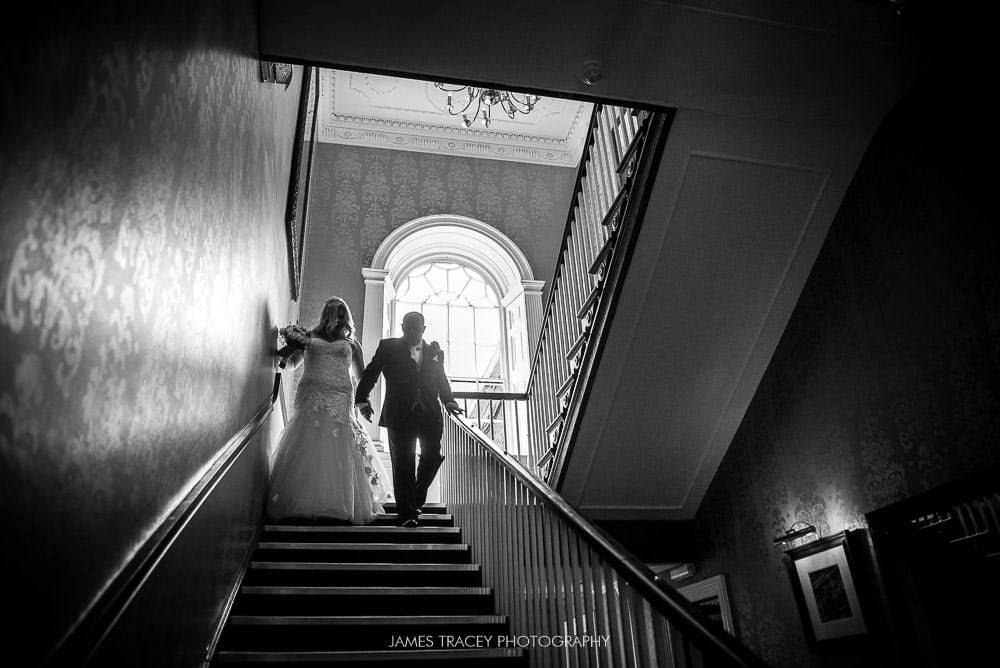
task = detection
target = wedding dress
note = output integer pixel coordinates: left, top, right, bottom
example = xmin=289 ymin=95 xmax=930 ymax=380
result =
xmin=267 ymin=337 xmax=389 ymax=524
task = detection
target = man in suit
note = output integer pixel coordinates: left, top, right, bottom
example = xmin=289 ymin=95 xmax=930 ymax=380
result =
xmin=356 ymin=311 xmax=464 ymax=527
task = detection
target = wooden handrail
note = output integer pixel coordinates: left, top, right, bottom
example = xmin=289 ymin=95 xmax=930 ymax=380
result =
xmin=451 ymin=391 xmax=527 ymax=401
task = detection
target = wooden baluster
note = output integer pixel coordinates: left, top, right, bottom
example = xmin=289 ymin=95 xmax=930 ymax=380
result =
xmin=590 ymin=122 xmax=613 ymax=215
xmin=583 ymin=157 xmax=607 ymax=251
xmin=558 ymin=520 xmax=582 ymax=668
xmin=571 ymin=534 xmax=594 ymax=668
xmin=599 ymin=106 xmax=622 ymax=193
xmin=528 ymin=500 xmax=547 ymax=667
xmin=542 ymin=508 xmax=561 ymax=666
xmin=577 ymin=177 xmax=599 ymax=275
xmin=588 ymin=113 xmax=608 ymax=216
xmin=614 ymin=107 xmax=628 ymax=166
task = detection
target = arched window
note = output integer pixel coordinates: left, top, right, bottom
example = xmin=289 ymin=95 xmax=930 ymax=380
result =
xmin=360 ymin=215 xmax=545 ymax=448
xmin=394 ymin=261 xmax=502 ymax=392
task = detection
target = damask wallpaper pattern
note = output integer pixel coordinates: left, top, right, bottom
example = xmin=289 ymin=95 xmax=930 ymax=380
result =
xmin=693 ymin=71 xmax=999 ymax=666
xmin=298 ymin=143 xmax=576 ymax=334
xmin=0 ymin=2 xmax=300 ymax=660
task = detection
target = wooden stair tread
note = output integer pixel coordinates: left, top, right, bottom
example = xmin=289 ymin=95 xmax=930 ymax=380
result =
xmin=229 ymin=614 xmax=506 ymax=625
xmin=215 ymin=648 xmax=525 ymax=662
xmin=257 ymin=542 xmax=468 ymax=550
xmin=264 ymin=525 xmax=459 ymax=533
xmin=216 ymin=512 xmax=516 ymax=664
xmin=240 ymin=586 xmax=490 ymax=595
xmin=249 ymin=562 xmax=480 ymax=571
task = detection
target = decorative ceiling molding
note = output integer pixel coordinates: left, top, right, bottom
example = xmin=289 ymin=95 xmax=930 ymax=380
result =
xmin=316 ymin=69 xmax=592 ymax=167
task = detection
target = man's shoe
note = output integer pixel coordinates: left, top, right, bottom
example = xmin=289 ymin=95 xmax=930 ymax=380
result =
xmin=401 ymin=518 xmax=419 ymax=528
xmin=415 ymin=508 xmax=422 ymax=515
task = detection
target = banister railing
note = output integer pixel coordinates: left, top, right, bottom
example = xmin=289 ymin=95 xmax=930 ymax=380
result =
xmin=452 ymin=390 xmax=528 ymax=465
xmin=441 ymin=414 xmax=769 ymax=668
xmin=525 ymin=103 xmax=672 ymax=484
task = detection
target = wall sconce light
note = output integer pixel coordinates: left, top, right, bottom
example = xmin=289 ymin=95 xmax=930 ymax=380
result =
xmin=260 ymin=61 xmax=293 ymax=88
xmin=668 ymin=563 xmax=697 ymax=581
xmin=773 ymin=521 xmax=817 ymax=546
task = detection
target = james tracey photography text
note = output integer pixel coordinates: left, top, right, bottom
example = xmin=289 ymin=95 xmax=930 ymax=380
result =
xmin=389 ymin=634 xmax=611 ymax=649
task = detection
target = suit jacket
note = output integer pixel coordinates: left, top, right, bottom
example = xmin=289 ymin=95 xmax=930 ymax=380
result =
xmin=355 ymin=338 xmax=455 ymax=429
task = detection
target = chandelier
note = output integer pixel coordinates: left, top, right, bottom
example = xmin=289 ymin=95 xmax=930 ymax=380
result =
xmin=434 ymin=82 xmax=541 ymax=129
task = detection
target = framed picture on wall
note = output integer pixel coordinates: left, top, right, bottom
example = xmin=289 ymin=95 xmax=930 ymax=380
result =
xmin=284 ymin=66 xmax=319 ymax=301
xmin=785 ymin=529 xmax=872 ymax=648
xmin=678 ymin=574 xmax=735 ymax=635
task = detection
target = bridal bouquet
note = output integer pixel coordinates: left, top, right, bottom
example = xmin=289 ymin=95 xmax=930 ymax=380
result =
xmin=276 ymin=323 xmax=311 ymax=365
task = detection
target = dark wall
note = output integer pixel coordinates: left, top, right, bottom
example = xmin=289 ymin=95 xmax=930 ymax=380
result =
xmin=692 ymin=53 xmax=999 ymax=667
xmin=298 ymin=143 xmax=576 ymax=337
xmin=0 ymin=1 xmax=300 ymax=661
xmin=89 ymin=432 xmax=271 ymax=666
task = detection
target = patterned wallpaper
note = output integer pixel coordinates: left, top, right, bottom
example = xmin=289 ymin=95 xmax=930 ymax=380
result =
xmin=692 ymin=71 xmax=1000 ymax=666
xmin=298 ymin=143 xmax=577 ymax=337
xmin=0 ymin=1 xmax=300 ymax=660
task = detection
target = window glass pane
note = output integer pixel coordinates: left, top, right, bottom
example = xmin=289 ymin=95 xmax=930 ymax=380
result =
xmin=469 ymin=281 xmax=499 ymax=308
xmin=462 ymin=275 xmax=486 ymax=301
xmin=448 ymin=342 xmax=476 ymax=377
xmin=476 ymin=345 xmax=501 ymax=377
xmin=422 ymin=303 xmax=447 ymax=342
xmin=427 ymin=263 xmax=449 ymax=295
xmin=413 ymin=276 xmax=434 ymax=302
xmin=449 ymin=270 xmax=472 ymax=301
xmin=450 ymin=307 xmax=475 ymax=343
xmin=474 ymin=308 xmax=500 ymax=345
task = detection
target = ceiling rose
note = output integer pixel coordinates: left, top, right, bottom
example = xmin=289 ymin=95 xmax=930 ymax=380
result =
xmin=318 ymin=69 xmax=592 ymax=167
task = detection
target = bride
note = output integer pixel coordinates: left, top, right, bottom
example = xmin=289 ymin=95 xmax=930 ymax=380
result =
xmin=267 ymin=297 xmax=389 ymax=524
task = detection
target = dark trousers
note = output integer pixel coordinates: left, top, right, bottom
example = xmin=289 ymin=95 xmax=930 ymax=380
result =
xmin=386 ymin=407 xmax=444 ymax=522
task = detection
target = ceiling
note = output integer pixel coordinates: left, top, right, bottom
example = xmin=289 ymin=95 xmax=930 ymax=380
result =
xmin=314 ymin=69 xmax=592 ymax=167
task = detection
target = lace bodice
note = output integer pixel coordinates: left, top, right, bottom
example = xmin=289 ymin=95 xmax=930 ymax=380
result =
xmin=293 ymin=337 xmax=357 ymax=421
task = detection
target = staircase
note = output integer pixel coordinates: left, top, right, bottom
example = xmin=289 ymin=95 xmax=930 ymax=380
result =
xmin=213 ymin=502 xmax=527 ymax=666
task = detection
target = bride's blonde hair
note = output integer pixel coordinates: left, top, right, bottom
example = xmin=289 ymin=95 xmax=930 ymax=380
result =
xmin=312 ymin=297 xmax=355 ymax=341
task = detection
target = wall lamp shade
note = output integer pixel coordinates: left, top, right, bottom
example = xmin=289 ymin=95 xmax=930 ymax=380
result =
xmin=668 ymin=563 xmax=697 ymax=581
xmin=773 ymin=522 xmax=817 ymax=546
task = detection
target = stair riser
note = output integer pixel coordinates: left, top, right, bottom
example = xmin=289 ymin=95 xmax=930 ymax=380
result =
xmin=369 ymin=518 xmax=454 ymax=527
xmin=382 ymin=504 xmax=447 ymax=513
xmin=233 ymin=593 xmax=494 ymax=615
xmin=219 ymin=622 xmax=510 ymax=651
xmin=253 ymin=547 xmax=471 ymax=564
xmin=276 ymin=514 xmax=453 ymax=527
xmin=244 ymin=569 xmax=482 ymax=588
xmin=261 ymin=530 xmax=463 ymax=544
xmin=214 ymin=653 xmax=527 ymax=667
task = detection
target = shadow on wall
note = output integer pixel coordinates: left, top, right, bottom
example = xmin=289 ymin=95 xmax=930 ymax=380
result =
xmin=0 ymin=0 xmax=300 ymax=662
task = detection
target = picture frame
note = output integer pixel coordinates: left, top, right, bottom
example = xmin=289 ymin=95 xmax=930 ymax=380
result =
xmin=284 ymin=66 xmax=319 ymax=301
xmin=678 ymin=574 xmax=735 ymax=635
xmin=784 ymin=529 xmax=872 ymax=648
